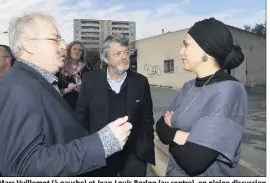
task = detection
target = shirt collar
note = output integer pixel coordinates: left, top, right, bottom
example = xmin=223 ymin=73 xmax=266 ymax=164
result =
xmin=18 ymin=59 xmax=58 ymax=84
xmin=107 ymin=68 xmax=127 ymax=83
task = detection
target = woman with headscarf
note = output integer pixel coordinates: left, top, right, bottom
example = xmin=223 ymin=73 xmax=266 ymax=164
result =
xmin=57 ymin=41 xmax=93 ymax=110
xmin=156 ymin=18 xmax=247 ymax=177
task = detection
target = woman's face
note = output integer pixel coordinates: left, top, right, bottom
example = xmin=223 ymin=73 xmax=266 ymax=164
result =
xmin=70 ymin=44 xmax=82 ymax=61
xmin=180 ymin=34 xmax=205 ymax=72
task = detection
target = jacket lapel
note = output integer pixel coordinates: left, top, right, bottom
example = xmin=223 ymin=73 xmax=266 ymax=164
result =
xmin=99 ymin=70 xmax=109 ymax=125
xmin=40 ymin=78 xmax=77 ymax=119
xmin=14 ymin=61 xmax=77 ymax=119
xmin=126 ymin=71 xmax=137 ymax=123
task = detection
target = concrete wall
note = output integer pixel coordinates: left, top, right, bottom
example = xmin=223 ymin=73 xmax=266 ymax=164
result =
xmin=137 ymin=29 xmax=196 ymax=89
xmin=136 ymin=27 xmax=266 ymax=88
xmin=229 ymin=27 xmax=266 ymax=87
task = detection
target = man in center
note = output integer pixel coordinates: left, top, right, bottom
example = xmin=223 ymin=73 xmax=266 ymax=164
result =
xmin=76 ymin=34 xmax=155 ymax=176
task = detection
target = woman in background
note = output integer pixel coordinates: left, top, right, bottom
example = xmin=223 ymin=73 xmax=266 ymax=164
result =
xmin=156 ymin=17 xmax=247 ymax=177
xmin=58 ymin=41 xmax=92 ymax=110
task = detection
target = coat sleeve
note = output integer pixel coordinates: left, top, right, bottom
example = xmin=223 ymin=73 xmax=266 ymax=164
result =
xmin=156 ymin=116 xmax=178 ymax=145
xmin=186 ymin=84 xmax=247 ymax=164
xmin=0 ymin=84 xmax=106 ymax=176
xmin=169 ymin=142 xmax=219 ymax=176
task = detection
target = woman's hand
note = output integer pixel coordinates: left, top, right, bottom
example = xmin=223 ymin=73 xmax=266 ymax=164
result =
xmin=163 ymin=111 xmax=189 ymax=145
xmin=63 ymin=83 xmax=76 ymax=94
xmin=74 ymin=83 xmax=81 ymax=92
xmin=164 ymin=111 xmax=174 ymax=127
xmin=173 ymin=130 xmax=190 ymax=145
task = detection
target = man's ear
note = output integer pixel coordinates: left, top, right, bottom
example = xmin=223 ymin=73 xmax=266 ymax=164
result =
xmin=22 ymin=40 xmax=34 ymax=54
xmin=5 ymin=57 xmax=12 ymax=67
xmin=101 ymin=54 xmax=108 ymax=64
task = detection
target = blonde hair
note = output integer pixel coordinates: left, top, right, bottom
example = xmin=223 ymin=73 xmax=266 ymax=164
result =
xmin=62 ymin=40 xmax=86 ymax=73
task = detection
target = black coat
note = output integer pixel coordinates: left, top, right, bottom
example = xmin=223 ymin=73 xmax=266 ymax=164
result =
xmin=0 ymin=61 xmax=106 ymax=176
xmin=57 ymin=64 xmax=92 ymax=110
xmin=76 ymin=69 xmax=156 ymax=165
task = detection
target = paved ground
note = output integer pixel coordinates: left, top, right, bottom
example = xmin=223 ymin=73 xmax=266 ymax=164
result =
xmin=148 ymin=85 xmax=266 ymax=176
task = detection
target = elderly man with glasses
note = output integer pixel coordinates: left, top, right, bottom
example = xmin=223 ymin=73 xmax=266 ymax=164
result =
xmin=0 ymin=13 xmax=132 ymax=176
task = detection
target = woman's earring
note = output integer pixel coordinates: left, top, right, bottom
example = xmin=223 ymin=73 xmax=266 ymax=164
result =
xmin=202 ymin=55 xmax=208 ymax=62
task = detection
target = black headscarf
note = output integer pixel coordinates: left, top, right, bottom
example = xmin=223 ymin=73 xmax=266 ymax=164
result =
xmin=188 ymin=18 xmax=244 ymax=69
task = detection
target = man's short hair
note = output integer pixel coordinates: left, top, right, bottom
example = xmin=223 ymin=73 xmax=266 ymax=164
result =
xmin=100 ymin=33 xmax=129 ymax=63
xmin=0 ymin=45 xmax=16 ymax=65
xmin=8 ymin=13 xmax=54 ymax=59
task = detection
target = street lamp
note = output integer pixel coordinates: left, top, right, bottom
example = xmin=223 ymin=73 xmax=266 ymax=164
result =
xmin=0 ymin=31 xmax=8 ymax=45
xmin=0 ymin=31 xmax=8 ymax=35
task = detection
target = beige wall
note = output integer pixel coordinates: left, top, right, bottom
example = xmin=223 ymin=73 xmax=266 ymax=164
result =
xmin=137 ymin=27 xmax=266 ymax=88
xmin=229 ymin=27 xmax=266 ymax=87
xmin=137 ymin=29 xmax=196 ymax=88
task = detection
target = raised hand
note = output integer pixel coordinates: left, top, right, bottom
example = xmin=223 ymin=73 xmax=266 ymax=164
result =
xmin=108 ymin=116 xmax=133 ymax=149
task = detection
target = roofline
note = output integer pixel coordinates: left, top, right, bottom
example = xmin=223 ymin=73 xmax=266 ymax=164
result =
xmin=136 ymin=24 xmax=265 ymax=42
xmin=73 ymin=19 xmax=135 ymax=23
xmin=226 ymin=25 xmax=265 ymax=38
xmin=136 ymin=27 xmax=190 ymax=42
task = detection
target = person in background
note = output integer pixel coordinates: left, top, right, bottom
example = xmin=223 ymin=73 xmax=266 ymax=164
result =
xmin=0 ymin=45 xmax=15 ymax=78
xmin=156 ymin=17 xmax=247 ymax=177
xmin=60 ymin=42 xmax=67 ymax=58
xmin=76 ymin=34 xmax=155 ymax=176
xmin=0 ymin=12 xmax=132 ymax=176
xmin=57 ymin=41 xmax=93 ymax=110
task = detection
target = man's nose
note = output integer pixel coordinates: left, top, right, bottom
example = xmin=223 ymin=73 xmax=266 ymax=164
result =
xmin=122 ymin=54 xmax=128 ymax=60
xmin=122 ymin=52 xmax=129 ymax=58
xmin=180 ymin=47 xmax=184 ymax=55
xmin=59 ymin=40 xmax=66 ymax=50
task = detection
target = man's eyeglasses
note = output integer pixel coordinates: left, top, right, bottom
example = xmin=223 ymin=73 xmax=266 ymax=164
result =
xmin=28 ymin=37 xmax=64 ymax=45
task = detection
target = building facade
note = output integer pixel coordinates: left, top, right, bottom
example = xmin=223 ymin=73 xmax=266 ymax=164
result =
xmin=74 ymin=19 xmax=136 ymax=50
xmin=136 ymin=27 xmax=266 ymax=88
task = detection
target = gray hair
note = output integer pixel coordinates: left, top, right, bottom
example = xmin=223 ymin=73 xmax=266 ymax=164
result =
xmin=100 ymin=33 xmax=129 ymax=63
xmin=8 ymin=12 xmax=55 ymax=59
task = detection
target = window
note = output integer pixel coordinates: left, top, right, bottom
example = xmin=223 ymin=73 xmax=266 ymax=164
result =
xmin=81 ymin=20 xmax=99 ymax=25
xmin=112 ymin=22 xmax=129 ymax=26
xmin=164 ymin=59 xmax=174 ymax=73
